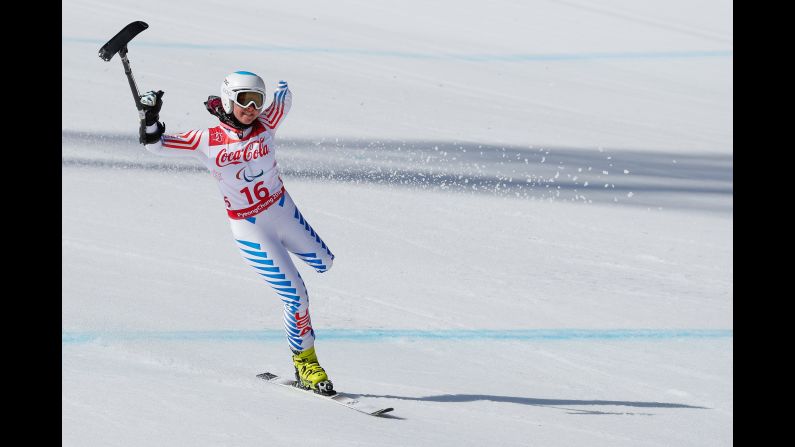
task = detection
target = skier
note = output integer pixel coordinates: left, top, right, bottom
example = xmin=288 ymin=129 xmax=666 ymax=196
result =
xmin=138 ymin=71 xmax=335 ymax=395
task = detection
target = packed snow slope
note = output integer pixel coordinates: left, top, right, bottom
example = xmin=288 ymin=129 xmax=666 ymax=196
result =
xmin=62 ymin=1 xmax=732 ymax=446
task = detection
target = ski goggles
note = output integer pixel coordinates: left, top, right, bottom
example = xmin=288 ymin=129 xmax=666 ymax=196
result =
xmin=232 ymin=90 xmax=265 ymax=109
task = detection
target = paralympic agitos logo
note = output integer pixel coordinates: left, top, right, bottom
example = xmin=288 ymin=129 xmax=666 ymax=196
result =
xmin=236 ymin=166 xmax=264 ymax=182
xmin=215 ymin=138 xmax=269 ymax=167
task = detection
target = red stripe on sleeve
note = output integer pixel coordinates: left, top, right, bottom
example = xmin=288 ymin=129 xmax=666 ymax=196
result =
xmin=266 ymin=98 xmax=285 ymax=129
xmin=162 ymin=130 xmax=202 ymax=150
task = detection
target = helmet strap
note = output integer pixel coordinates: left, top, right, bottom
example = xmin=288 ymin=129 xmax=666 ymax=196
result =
xmin=224 ymin=112 xmax=252 ymax=131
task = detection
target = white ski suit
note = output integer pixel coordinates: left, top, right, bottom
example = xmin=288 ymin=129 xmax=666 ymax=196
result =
xmin=144 ymin=82 xmax=333 ymax=353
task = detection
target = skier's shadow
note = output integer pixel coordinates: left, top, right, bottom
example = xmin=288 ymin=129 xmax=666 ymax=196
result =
xmin=356 ymin=393 xmax=708 ymax=416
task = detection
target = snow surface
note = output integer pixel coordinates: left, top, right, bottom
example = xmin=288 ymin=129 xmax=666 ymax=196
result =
xmin=63 ymin=0 xmax=732 ymax=445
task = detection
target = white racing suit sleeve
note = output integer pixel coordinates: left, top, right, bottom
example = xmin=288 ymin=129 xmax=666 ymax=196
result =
xmin=143 ymin=125 xmax=211 ymax=162
xmin=259 ymin=81 xmax=292 ymax=133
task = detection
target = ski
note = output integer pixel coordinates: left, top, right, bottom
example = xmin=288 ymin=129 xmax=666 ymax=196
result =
xmin=257 ymin=372 xmax=394 ymax=417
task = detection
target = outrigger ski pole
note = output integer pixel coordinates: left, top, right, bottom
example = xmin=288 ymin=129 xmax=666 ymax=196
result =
xmin=98 ymin=21 xmax=151 ymax=143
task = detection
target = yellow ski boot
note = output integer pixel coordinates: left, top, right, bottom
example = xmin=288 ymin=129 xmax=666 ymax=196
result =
xmin=292 ymin=346 xmax=334 ymax=395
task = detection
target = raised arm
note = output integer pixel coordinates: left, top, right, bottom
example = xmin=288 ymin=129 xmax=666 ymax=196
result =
xmin=260 ymin=80 xmax=292 ymax=133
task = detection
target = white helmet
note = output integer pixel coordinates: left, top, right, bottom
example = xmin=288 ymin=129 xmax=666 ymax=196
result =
xmin=220 ymin=71 xmax=267 ymax=114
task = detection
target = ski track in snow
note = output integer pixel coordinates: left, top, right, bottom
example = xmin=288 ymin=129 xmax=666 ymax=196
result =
xmin=62 ymin=130 xmax=732 ymax=214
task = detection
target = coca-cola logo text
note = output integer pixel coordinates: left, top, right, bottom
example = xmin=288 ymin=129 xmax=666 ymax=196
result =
xmin=215 ymin=138 xmax=269 ymax=167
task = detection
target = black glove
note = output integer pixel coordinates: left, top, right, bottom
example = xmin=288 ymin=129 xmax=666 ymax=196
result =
xmin=140 ymin=122 xmax=165 ymax=145
xmin=139 ymin=90 xmax=164 ymax=125
xmin=138 ymin=90 xmax=165 ymax=144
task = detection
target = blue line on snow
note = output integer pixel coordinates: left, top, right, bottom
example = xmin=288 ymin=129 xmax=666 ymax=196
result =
xmin=65 ymin=37 xmax=732 ymax=62
xmin=61 ymin=329 xmax=732 ymax=344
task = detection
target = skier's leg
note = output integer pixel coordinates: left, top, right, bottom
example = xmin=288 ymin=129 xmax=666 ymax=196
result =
xmin=277 ymin=191 xmax=335 ymax=273
xmin=228 ymin=199 xmax=333 ymax=393
xmin=227 ymin=217 xmax=316 ymax=353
